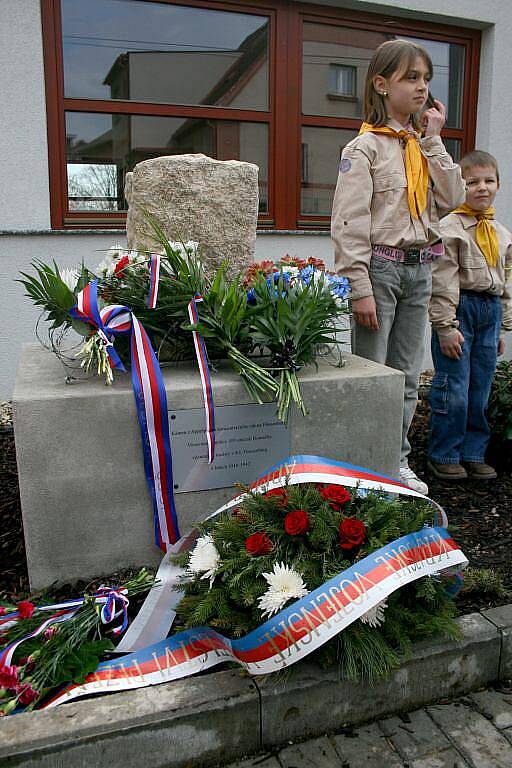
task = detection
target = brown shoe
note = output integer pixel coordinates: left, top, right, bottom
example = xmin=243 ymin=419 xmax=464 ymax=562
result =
xmin=463 ymin=462 xmax=497 ymax=480
xmin=427 ymin=460 xmax=468 ymax=480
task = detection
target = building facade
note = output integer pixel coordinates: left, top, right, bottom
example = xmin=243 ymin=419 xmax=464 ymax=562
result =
xmin=1 ymin=0 xmax=511 ymax=396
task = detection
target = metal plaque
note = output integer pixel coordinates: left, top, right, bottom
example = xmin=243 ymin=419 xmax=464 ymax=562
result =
xmin=169 ymin=403 xmax=291 ymax=493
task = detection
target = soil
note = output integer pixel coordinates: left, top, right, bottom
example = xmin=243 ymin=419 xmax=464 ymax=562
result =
xmin=1 ymin=397 xmax=511 ymax=612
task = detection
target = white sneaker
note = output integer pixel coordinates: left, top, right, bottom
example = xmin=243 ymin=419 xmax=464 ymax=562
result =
xmin=399 ymin=465 xmax=429 ymax=495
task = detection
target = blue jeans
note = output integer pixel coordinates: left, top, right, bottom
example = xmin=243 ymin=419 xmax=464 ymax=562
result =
xmin=428 ymin=292 xmax=501 ymax=464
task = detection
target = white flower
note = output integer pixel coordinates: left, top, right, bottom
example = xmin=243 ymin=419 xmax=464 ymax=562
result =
xmin=59 ymin=268 xmax=80 ymax=292
xmin=360 ymin=599 xmax=387 ymax=628
xmin=97 ymin=243 xmax=126 ymax=276
xmin=257 ymin=562 xmax=308 ymax=618
xmin=187 ymin=534 xmax=220 ymax=588
xmin=168 ymin=240 xmax=200 ymax=260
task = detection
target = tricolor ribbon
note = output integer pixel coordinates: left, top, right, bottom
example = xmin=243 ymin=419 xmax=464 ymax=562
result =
xmin=41 ymin=525 xmax=467 ymax=709
xmin=71 ymin=281 xmax=180 ymax=549
xmin=97 ymin=588 xmax=130 ymax=636
xmin=187 ymin=296 xmax=215 ymax=463
xmin=0 ymin=610 xmax=77 ymax=668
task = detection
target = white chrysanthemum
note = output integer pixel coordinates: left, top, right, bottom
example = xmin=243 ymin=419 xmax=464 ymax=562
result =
xmin=168 ymin=240 xmax=200 ymax=261
xmin=97 ymin=243 xmax=125 ymax=276
xmin=257 ymin=562 xmax=308 ymax=618
xmin=187 ymin=534 xmax=220 ymax=588
xmin=360 ymin=599 xmax=387 ymax=628
xmin=59 ymin=268 xmax=80 ymax=292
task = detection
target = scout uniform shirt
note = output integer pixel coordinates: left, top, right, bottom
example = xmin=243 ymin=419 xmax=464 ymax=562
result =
xmin=430 ymin=211 xmax=512 ymax=339
xmin=331 ymin=118 xmax=465 ymax=300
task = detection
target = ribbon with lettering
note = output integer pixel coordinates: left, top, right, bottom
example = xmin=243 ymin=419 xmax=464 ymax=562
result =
xmin=41 ymin=525 xmax=467 ymax=708
xmin=71 ymin=281 xmax=180 ymax=549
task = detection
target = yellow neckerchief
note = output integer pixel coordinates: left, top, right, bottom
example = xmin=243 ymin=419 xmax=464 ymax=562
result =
xmin=359 ymin=122 xmax=428 ymax=220
xmin=452 ymin=203 xmax=499 ymax=268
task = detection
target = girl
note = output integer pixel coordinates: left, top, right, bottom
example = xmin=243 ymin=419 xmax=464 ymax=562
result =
xmin=331 ymin=39 xmax=465 ymax=494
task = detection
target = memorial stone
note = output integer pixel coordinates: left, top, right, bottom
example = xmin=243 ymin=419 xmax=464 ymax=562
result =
xmin=125 ymin=154 xmax=259 ymax=277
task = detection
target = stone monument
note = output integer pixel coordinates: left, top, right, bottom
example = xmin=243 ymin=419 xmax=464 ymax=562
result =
xmin=125 ymin=154 xmax=259 ymax=277
xmin=13 ymin=154 xmax=405 ymax=589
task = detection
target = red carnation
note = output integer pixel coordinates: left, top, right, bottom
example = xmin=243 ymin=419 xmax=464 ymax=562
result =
xmin=265 ymin=488 xmax=288 ymax=506
xmin=16 ymin=683 xmax=38 ymax=706
xmin=0 ymin=665 xmax=19 ymax=690
xmin=17 ymin=601 xmax=35 ymax=620
xmin=114 ymin=254 xmax=130 ymax=277
xmin=339 ymin=518 xmax=366 ymax=550
xmin=246 ymin=532 xmax=273 ymax=556
xmin=319 ymin=484 xmax=351 ymax=509
xmin=284 ymin=509 xmax=310 ymax=536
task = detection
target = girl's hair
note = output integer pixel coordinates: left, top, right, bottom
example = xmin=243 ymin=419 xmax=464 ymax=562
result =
xmin=364 ymin=39 xmax=433 ymax=129
xmin=459 ymin=150 xmax=500 ymax=183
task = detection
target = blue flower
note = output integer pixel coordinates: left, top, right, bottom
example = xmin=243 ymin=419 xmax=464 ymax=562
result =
xmin=329 ymin=276 xmax=350 ymax=300
xmin=246 ymin=288 xmax=257 ymax=305
xmin=300 ymin=266 xmax=314 ymax=285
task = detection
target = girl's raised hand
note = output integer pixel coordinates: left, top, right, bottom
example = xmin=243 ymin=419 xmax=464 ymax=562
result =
xmin=422 ymin=99 xmax=446 ymax=137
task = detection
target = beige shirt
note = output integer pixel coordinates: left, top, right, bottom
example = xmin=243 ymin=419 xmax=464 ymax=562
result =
xmin=430 ymin=212 xmax=512 ymax=336
xmin=331 ymin=119 xmax=465 ymax=300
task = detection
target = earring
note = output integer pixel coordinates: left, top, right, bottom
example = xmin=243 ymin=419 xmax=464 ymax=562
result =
xmin=382 ymin=91 xmax=388 ymax=96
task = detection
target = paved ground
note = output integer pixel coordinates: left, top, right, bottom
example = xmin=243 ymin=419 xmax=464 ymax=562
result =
xmin=224 ymin=687 xmax=512 ymax=768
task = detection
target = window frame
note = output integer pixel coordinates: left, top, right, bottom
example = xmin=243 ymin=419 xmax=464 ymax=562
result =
xmin=41 ymin=0 xmax=480 ymax=231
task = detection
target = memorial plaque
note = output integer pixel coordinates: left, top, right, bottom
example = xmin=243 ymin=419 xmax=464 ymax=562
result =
xmin=169 ymin=403 xmax=291 ymax=493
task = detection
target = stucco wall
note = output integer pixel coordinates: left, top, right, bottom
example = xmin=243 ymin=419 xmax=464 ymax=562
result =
xmin=1 ymin=0 xmax=512 ymax=398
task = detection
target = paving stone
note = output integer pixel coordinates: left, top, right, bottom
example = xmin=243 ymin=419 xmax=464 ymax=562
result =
xmin=332 ymin=723 xmax=403 ymax=767
xmin=409 ymin=751 xmax=469 ymax=768
xmin=379 ymin=709 xmax=452 ymax=759
xmin=470 ymin=689 xmax=512 ymax=729
xmin=278 ymin=735 xmax=341 ymax=767
xmin=428 ymin=701 xmax=512 ymax=768
xmin=222 ymin=756 xmax=281 ymax=768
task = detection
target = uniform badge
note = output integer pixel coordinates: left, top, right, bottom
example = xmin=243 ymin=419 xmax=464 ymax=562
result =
xmin=340 ymin=158 xmax=352 ymax=173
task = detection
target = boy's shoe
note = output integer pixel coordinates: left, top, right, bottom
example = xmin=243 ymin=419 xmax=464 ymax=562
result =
xmin=463 ymin=462 xmax=497 ymax=480
xmin=399 ymin=465 xmax=429 ymax=495
xmin=427 ymin=460 xmax=468 ymax=481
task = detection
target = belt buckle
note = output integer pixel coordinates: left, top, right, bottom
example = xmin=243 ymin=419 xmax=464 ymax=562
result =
xmin=404 ymin=248 xmax=421 ymax=264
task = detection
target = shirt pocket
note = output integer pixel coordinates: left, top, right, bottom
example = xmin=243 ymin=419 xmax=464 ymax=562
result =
xmin=371 ymin=173 xmax=409 ymax=230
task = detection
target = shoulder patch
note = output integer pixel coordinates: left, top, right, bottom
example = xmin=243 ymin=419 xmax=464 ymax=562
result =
xmin=340 ymin=158 xmax=352 ymax=173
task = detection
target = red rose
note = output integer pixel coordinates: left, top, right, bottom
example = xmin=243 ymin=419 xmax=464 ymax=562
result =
xmin=284 ymin=510 xmax=310 ymax=536
xmin=246 ymin=532 xmax=273 ymax=556
xmin=17 ymin=601 xmax=35 ymax=619
xmin=0 ymin=664 xmax=19 ymax=690
xmin=319 ymin=484 xmax=351 ymax=509
xmin=114 ymin=255 xmax=130 ymax=277
xmin=16 ymin=683 xmax=38 ymax=706
xmin=265 ymin=488 xmax=288 ymax=505
xmin=339 ymin=518 xmax=366 ymax=550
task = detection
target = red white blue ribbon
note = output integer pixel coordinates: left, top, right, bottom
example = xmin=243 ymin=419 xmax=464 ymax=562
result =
xmin=187 ymin=296 xmax=215 ymax=463
xmin=71 ymin=281 xmax=180 ymax=549
xmin=146 ymin=253 xmax=161 ymax=309
xmin=40 ymin=525 xmax=467 ymax=708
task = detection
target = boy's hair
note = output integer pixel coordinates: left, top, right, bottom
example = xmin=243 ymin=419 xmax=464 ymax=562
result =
xmin=459 ymin=150 xmax=500 ymax=182
xmin=364 ymin=39 xmax=433 ymax=130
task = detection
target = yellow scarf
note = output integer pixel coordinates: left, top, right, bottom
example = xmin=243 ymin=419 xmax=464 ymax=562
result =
xmin=359 ymin=122 xmax=429 ymax=220
xmin=452 ymin=204 xmax=499 ymax=268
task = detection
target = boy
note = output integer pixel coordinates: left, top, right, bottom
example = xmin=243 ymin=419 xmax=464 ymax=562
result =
xmin=428 ymin=150 xmax=512 ymax=480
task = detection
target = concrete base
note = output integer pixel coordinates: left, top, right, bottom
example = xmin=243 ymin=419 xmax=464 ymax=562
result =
xmin=13 ymin=344 xmax=403 ymax=589
xmin=0 ymin=607 xmax=509 ymax=768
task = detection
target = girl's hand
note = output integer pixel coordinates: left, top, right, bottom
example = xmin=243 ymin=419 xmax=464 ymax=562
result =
xmin=352 ymin=296 xmax=379 ymax=330
xmin=498 ymin=337 xmax=506 ymax=356
xmin=439 ymin=329 xmax=464 ymax=359
xmin=422 ymin=99 xmax=446 ymax=137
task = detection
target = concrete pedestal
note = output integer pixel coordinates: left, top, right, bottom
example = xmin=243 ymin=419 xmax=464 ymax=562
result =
xmin=13 ymin=345 xmax=404 ymax=589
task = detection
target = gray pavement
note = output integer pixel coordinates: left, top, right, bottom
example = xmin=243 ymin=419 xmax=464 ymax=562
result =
xmin=224 ymin=686 xmax=512 ymax=768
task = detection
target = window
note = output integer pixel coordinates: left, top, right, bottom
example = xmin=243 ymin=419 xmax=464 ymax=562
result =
xmin=328 ymin=65 xmax=357 ymax=99
xmin=42 ymin=0 xmax=480 ymax=230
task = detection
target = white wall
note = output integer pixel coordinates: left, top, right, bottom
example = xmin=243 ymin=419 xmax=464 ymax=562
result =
xmin=1 ymin=0 xmax=512 ymax=398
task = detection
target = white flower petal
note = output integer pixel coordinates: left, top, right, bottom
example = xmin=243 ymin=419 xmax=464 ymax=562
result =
xmin=360 ymin=599 xmax=387 ymax=628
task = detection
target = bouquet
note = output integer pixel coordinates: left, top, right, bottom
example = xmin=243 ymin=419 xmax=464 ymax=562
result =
xmin=0 ymin=570 xmax=153 ymax=714
xmin=173 ymin=484 xmax=461 ymax=682
xmin=19 ymin=228 xmax=349 ymax=423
